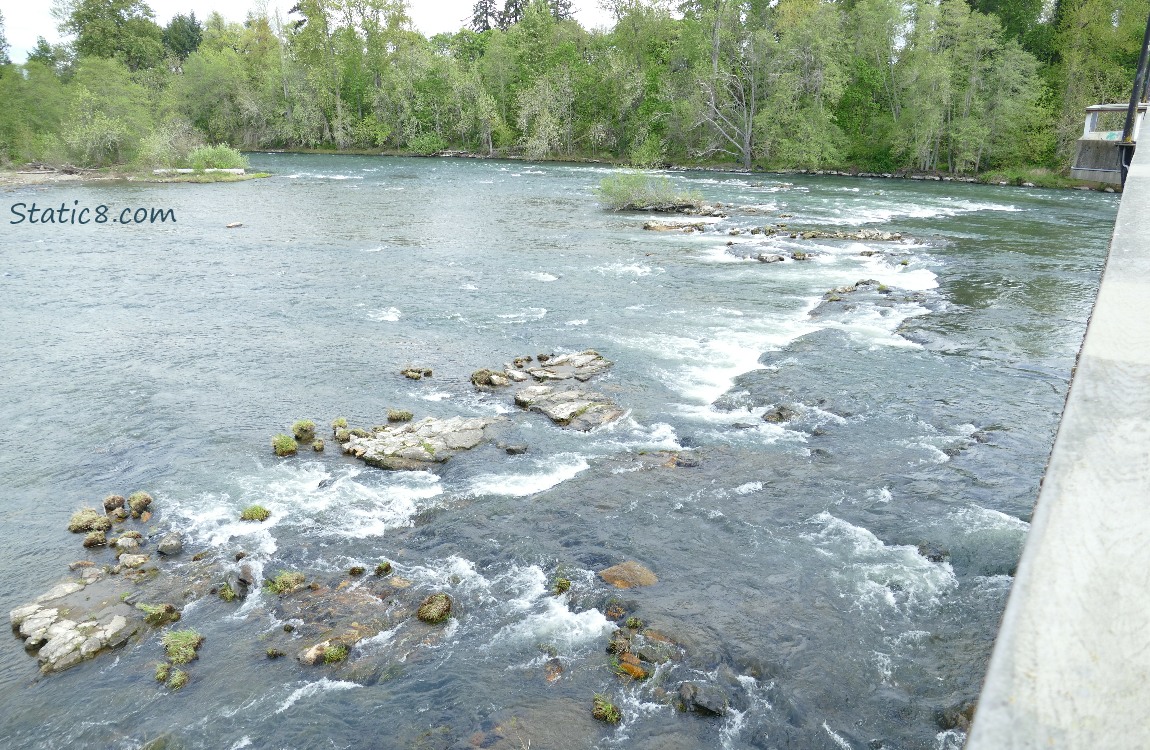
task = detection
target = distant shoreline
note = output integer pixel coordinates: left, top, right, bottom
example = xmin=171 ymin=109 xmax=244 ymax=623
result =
xmin=0 ymin=153 xmax=1119 ymax=193
xmin=0 ymin=169 xmax=271 ymax=187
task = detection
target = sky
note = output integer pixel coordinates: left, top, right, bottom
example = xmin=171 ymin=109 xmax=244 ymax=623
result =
xmin=0 ymin=0 xmax=616 ymax=63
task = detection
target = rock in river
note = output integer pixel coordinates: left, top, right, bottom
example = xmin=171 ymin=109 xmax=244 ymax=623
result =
xmin=342 ymin=416 xmax=500 ymax=470
xmin=514 ymin=386 xmax=624 ymax=431
xmin=598 ymin=561 xmax=658 ymax=588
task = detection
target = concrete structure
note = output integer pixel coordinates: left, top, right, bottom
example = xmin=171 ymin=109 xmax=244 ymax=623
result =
xmin=968 ymin=126 xmax=1150 ymax=746
xmin=1070 ymin=103 xmax=1146 ymax=184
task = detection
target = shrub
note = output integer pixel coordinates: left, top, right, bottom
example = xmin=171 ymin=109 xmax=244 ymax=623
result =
xmin=137 ymin=119 xmax=204 ymax=168
xmin=408 ymin=132 xmax=445 ymax=156
xmin=597 ymin=173 xmax=700 ymax=211
xmin=240 ymin=505 xmax=270 ymax=522
xmin=387 ymin=409 xmax=413 ymax=422
xmin=188 ymin=144 xmax=248 ymax=170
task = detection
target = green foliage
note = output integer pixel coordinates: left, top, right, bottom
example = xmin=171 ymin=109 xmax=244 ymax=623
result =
xmin=323 ymin=644 xmax=349 ymax=663
xmin=0 ymin=0 xmax=1120 ymax=174
xmin=592 ymin=693 xmax=622 ymax=723
xmin=272 ymin=434 xmax=298 ymax=456
xmin=408 ymin=132 xmax=446 ymax=155
xmin=162 ymin=629 xmax=204 ymax=664
xmin=188 ymin=144 xmax=248 ymax=170
xmin=218 ymin=582 xmax=237 ymax=601
xmin=332 ymin=417 xmax=348 ymax=431
xmin=154 ymin=662 xmax=170 ymax=682
xmin=265 ymin=571 xmax=306 ymax=595
xmin=240 ymin=505 xmax=271 ymax=522
xmin=166 ymin=667 xmax=189 ymax=690
xmin=0 ymin=10 xmax=10 ymax=66
xmin=387 ymin=409 xmax=414 ymax=422
xmin=597 ymin=173 xmax=700 ymax=211
xmin=163 ymin=13 xmax=203 ymax=61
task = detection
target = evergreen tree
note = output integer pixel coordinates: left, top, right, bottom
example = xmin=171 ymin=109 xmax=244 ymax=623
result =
xmin=472 ymin=0 xmax=499 ymax=31
xmin=163 ymin=12 xmax=203 ymax=61
xmin=549 ymin=0 xmax=575 ymax=20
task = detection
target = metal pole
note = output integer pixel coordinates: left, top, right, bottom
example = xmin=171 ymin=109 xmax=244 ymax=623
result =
xmin=1121 ymin=11 xmax=1150 ymax=144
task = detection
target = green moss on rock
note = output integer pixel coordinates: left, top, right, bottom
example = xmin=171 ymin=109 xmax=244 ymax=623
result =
xmin=272 ymin=434 xmax=298 ymax=456
xmin=417 ymin=593 xmax=453 ymax=624
xmin=240 ymin=505 xmax=271 ymax=522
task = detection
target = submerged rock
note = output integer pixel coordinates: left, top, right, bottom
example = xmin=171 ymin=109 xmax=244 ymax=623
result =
xmin=678 ymin=681 xmax=730 ymax=716
xmin=599 ymin=561 xmax=658 ymax=589
xmin=157 ymin=532 xmax=183 ymax=556
xmin=344 ymin=416 xmax=500 ymax=470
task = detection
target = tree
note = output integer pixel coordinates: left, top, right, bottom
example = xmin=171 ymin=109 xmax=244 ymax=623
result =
xmin=471 ymin=0 xmax=499 ymax=31
xmin=163 ymin=12 xmax=203 ymax=61
xmin=0 ymin=10 xmax=11 ymax=66
xmin=60 ymin=0 xmax=165 ymax=71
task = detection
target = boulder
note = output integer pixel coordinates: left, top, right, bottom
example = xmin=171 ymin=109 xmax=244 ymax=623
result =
xmin=157 ymin=532 xmax=184 ymax=556
xmin=417 ymin=593 xmax=453 ymax=624
xmin=599 ymin=561 xmax=658 ymax=589
xmin=678 ymin=681 xmax=730 ymax=716
xmin=68 ymin=508 xmax=111 ymax=534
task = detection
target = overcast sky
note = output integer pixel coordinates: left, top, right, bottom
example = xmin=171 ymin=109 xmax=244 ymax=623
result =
xmin=1 ymin=0 xmax=616 ymax=63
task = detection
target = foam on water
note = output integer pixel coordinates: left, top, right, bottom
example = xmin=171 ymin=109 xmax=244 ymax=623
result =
xmin=566 ymin=319 xmax=588 ymax=326
xmin=368 ymin=307 xmax=401 ymax=322
xmin=823 ymin=721 xmax=854 ymax=749
xmin=805 ymin=512 xmax=957 ymax=611
xmin=526 ymin=271 xmax=559 ymax=282
xmin=275 ymin=679 xmax=360 ymax=714
xmin=487 ymin=566 xmax=613 ymax=654
xmin=466 ymin=453 xmax=590 ymax=497
xmin=497 ymin=307 xmax=547 ymax=322
xmin=593 ymin=263 xmax=662 ymax=277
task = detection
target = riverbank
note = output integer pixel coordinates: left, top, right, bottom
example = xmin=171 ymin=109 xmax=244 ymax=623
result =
xmin=255 ymin=147 xmax=1119 ymax=192
xmin=0 ymin=167 xmax=271 ymax=187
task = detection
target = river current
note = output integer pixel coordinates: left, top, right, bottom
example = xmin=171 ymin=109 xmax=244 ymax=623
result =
xmin=0 ymin=155 xmax=1118 ymax=749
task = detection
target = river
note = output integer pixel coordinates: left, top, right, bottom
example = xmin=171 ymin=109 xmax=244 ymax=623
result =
xmin=0 ymin=155 xmax=1119 ymax=749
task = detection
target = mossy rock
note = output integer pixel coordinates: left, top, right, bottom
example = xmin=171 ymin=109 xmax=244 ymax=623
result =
xmin=240 ymin=505 xmax=271 ymax=522
xmin=154 ymin=662 xmax=170 ymax=682
xmin=552 ymin=577 xmax=571 ymax=595
xmin=331 ymin=417 xmax=348 ymax=432
xmin=323 ymin=644 xmax=349 ymax=664
xmin=82 ymin=530 xmax=107 ymax=548
xmin=292 ymin=420 xmax=317 ymax=441
xmin=162 ymin=629 xmax=203 ymax=664
xmin=266 ymin=648 xmax=285 ymax=659
xmin=592 ymin=694 xmax=622 ymax=724
xmin=272 ymin=434 xmax=298 ymax=456
xmin=374 ymin=562 xmax=393 ymax=577
xmin=335 ymin=428 xmax=351 ymax=443
xmin=312 ymin=439 xmax=325 ymax=452
xmin=349 ymin=428 xmax=370 ymax=439
xmin=128 ymin=491 xmax=154 ymax=518
xmin=103 ymin=494 xmax=126 ymax=512
xmin=348 ymin=566 xmax=366 ymax=576
xmin=137 ymin=602 xmax=181 ymax=626
xmin=68 ymin=508 xmax=112 ymax=534
xmin=218 ymin=583 xmax=238 ymax=602
xmin=417 ymin=593 xmax=453 ymax=624
xmin=265 ymin=571 xmax=306 ymax=595
xmin=387 ymin=409 xmax=414 ymax=422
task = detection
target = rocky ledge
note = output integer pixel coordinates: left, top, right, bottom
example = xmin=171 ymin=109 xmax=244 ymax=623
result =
xmin=341 ymin=416 xmax=500 ymax=470
xmin=472 ymin=350 xmax=624 ymax=431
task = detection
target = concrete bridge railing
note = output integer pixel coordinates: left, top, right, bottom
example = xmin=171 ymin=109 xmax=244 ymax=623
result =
xmin=968 ymin=136 xmax=1150 ymax=745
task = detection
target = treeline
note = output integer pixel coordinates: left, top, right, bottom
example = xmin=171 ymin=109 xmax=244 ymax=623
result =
xmin=0 ymin=0 xmax=1147 ymax=174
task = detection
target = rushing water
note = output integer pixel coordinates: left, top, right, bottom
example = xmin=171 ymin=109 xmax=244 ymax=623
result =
xmin=0 ymin=155 xmax=1118 ymax=749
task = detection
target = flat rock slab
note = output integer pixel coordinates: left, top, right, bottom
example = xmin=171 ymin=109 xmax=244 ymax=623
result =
xmin=514 ymin=385 xmax=624 ymax=431
xmin=9 ymin=570 xmax=142 ymax=673
xmin=343 ymin=416 xmax=500 ymax=470
xmin=599 ymin=561 xmax=658 ymax=588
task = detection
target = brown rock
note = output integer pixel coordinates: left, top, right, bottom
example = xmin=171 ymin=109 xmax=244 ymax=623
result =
xmin=599 ymin=561 xmax=658 ymax=589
